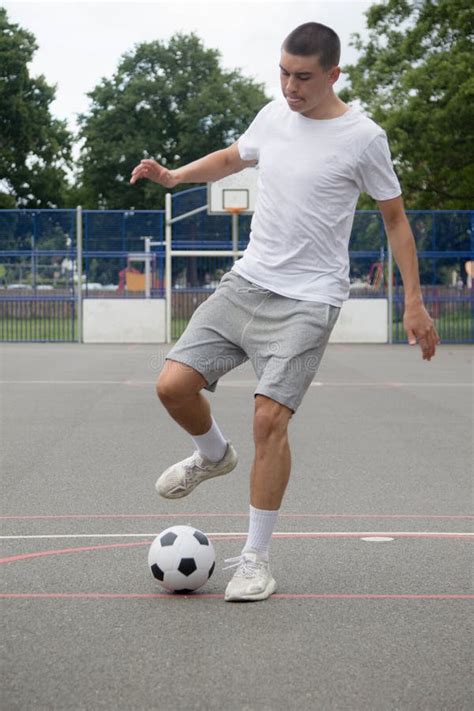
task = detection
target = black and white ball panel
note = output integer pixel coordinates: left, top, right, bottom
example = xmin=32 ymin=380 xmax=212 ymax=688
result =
xmin=148 ymin=525 xmax=216 ymax=594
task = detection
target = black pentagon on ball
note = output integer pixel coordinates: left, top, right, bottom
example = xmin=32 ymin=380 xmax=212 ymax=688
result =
xmin=208 ymin=561 xmax=215 ymax=579
xmin=178 ymin=557 xmax=197 ymax=576
xmin=193 ymin=530 xmax=209 ymax=545
xmin=151 ymin=563 xmax=164 ymax=581
xmin=160 ymin=531 xmax=178 ymax=546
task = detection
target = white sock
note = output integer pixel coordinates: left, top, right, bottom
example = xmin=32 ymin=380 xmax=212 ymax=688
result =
xmin=191 ymin=417 xmax=227 ymax=462
xmin=242 ymin=504 xmax=280 ymax=561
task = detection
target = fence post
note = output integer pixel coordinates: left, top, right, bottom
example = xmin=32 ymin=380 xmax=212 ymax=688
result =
xmin=165 ymin=193 xmax=172 ymax=344
xmin=232 ymin=212 xmax=239 ymax=263
xmin=145 ymin=237 xmax=151 ymax=299
xmin=387 ymin=240 xmax=393 ymax=344
xmin=32 ymin=213 xmax=37 ymax=289
xmin=76 ymin=206 xmax=83 ymax=343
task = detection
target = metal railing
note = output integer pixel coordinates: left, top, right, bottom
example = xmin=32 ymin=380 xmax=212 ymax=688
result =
xmin=0 ymin=202 xmax=472 ymax=343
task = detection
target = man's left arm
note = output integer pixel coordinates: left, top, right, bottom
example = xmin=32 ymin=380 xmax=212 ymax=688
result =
xmin=377 ymin=196 xmax=440 ymax=361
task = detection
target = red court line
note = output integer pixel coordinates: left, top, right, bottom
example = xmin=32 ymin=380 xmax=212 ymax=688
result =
xmin=0 ymin=541 xmax=152 ymax=564
xmin=1 ymin=533 xmax=472 ymax=565
xmin=1 ymin=513 xmax=472 ymax=521
xmin=0 ymin=538 xmax=246 ymax=565
xmin=0 ymin=593 xmax=472 ymax=601
xmin=274 ymin=533 xmax=473 ymax=538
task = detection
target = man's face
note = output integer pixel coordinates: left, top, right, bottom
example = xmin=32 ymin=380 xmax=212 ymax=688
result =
xmin=279 ymin=50 xmax=340 ymax=117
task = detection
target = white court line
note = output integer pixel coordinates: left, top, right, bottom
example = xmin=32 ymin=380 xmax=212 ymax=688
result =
xmin=0 ymin=380 xmax=472 ymax=388
xmin=1 ymin=532 xmax=472 ymax=540
xmin=0 ymin=380 xmax=130 ymax=385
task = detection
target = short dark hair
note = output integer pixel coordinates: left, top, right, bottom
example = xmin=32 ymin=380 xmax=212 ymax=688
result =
xmin=282 ymin=22 xmax=341 ymax=70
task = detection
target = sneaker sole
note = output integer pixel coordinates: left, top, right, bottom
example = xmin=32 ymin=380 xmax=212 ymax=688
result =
xmin=156 ymin=456 xmax=238 ymax=499
xmin=224 ymin=577 xmax=277 ymax=602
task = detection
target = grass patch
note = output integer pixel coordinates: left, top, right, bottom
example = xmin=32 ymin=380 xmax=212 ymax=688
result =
xmin=0 ymin=317 xmax=77 ymax=342
xmin=393 ymin=309 xmax=472 ymax=343
xmin=1 ymin=312 xmax=471 ymax=343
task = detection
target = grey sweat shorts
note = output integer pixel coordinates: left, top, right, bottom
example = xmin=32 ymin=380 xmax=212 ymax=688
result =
xmin=166 ymin=270 xmax=340 ymax=413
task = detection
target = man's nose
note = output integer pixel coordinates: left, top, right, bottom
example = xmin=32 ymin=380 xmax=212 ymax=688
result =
xmin=286 ymin=76 xmax=298 ymax=92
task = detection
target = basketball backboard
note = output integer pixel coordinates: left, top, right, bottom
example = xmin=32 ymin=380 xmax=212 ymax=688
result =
xmin=208 ymin=167 xmax=259 ymax=215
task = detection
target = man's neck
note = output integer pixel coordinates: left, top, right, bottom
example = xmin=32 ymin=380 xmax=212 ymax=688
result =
xmin=302 ymin=96 xmax=350 ymax=121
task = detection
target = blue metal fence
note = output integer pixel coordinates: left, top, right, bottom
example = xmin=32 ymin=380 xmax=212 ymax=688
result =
xmin=0 ymin=209 xmax=77 ymax=342
xmin=81 ymin=209 xmax=165 ymax=297
xmin=0 ymin=200 xmax=472 ymax=343
xmin=393 ymin=210 xmax=473 ymax=343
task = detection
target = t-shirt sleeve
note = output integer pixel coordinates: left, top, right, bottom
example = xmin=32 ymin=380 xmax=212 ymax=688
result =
xmin=237 ymin=103 xmax=272 ymax=161
xmin=354 ymin=133 xmax=402 ymax=200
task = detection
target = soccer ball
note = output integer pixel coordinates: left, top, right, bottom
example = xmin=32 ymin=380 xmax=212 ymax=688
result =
xmin=148 ymin=525 xmax=216 ymax=594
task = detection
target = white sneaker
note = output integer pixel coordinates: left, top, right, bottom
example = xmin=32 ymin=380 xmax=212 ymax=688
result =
xmin=224 ymin=549 xmax=277 ymax=602
xmin=155 ymin=442 xmax=238 ymax=499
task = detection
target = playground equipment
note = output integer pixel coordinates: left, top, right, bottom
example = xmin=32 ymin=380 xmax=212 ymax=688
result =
xmin=118 ymin=240 xmax=163 ymax=293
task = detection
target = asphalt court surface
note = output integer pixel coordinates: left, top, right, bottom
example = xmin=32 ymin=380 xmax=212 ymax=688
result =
xmin=1 ymin=343 xmax=473 ymax=710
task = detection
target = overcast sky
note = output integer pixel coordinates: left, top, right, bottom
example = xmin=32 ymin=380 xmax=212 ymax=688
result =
xmin=4 ymin=0 xmax=373 ymax=138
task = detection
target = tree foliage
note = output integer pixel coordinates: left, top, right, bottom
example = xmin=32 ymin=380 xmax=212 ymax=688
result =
xmin=77 ymin=33 xmax=270 ymax=209
xmin=0 ymin=7 xmax=72 ymax=208
xmin=340 ymin=0 xmax=473 ymax=209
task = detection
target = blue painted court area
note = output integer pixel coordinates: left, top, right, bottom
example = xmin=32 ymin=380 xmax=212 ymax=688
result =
xmin=1 ymin=344 xmax=473 ymax=710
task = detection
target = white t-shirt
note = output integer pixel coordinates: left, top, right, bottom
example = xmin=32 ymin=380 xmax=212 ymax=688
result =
xmin=233 ymin=99 xmax=401 ymax=306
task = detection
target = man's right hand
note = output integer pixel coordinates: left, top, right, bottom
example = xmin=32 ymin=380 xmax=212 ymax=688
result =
xmin=130 ymin=159 xmax=179 ymax=188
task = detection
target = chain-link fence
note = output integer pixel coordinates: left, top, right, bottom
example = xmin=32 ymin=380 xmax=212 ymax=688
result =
xmin=1 ymin=199 xmax=472 ymax=343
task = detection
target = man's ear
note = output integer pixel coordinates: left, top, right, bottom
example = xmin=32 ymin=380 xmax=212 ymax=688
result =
xmin=328 ymin=66 xmax=341 ymax=86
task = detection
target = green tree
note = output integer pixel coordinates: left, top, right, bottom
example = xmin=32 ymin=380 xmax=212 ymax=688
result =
xmin=340 ymin=0 xmax=473 ymax=209
xmin=0 ymin=8 xmax=72 ymax=208
xmin=76 ymin=32 xmax=269 ymax=209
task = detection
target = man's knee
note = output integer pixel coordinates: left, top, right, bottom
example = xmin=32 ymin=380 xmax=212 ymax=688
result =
xmin=253 ymin=395 xmax=292 ymax=443
xmin=156 ymin=360 xmax=206 ymax=406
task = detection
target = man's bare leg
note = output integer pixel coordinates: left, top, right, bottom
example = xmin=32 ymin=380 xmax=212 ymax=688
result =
xmin=224 ymin=395 xmax=292 ymax=601
xmin=154 ymin=360 xmax=237 ymax=498
xmin=250 ymin=395 xmax=293 ymax=510
xmin=156 ymin=360 xmax=212 ymax=435
xmin=242 ymin=395 xmax=292 ymax=558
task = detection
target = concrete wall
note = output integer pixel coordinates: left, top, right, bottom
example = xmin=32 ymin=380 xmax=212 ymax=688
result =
xmin=83 ymin=299 xmax=166 ymax=343
xmin=330 ymin=298 xmax=388 ymax=343
xmin=83 ymin=298 xmax=388 ymax=344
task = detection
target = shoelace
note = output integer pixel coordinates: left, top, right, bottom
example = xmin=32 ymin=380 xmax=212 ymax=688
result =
xmin=182 ymin=451 xmax=206 ymax=486
xmin=223 ymin=554 xmax=262 ymax=577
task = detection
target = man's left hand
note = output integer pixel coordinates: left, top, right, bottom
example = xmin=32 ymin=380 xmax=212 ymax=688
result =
xmin=403 ymin=303 xmax=440 ymax=361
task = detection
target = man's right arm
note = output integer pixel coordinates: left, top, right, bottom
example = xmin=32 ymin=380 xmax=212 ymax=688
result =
xmin=130 ymin=142 xmax=256 ymax=188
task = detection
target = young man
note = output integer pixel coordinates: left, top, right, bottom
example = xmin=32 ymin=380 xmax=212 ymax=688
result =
xmin=130 ymin=23 xmax=439 ymax=602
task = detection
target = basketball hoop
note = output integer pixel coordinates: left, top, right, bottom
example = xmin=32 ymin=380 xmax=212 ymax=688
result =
xmin=225 ymin=207 xmax=245 ymax=216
